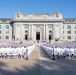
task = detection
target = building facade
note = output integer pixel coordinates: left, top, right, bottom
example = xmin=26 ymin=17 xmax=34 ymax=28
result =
xmin=0 ymin=11 xmax=76 ymax=43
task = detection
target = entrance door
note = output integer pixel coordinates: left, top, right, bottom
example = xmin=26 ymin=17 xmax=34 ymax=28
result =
xmin=25 ymin=34 xmax=28 ymax=40
xmin=49 ymin=34 xmax=51 ymax=40
xmin=36 ymin=32 xmax=40 ymax=40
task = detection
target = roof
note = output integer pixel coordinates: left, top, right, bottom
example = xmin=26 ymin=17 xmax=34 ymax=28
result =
xmin=63 ymin=18 xmax=76 ymax=23
xmin=0 ymin=18 xmax=12 ymax=23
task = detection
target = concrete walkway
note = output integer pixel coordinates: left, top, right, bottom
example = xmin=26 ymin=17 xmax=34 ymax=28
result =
xmin=0 ymin=46 xmax=76 ymax=75
xmin=0 ymin=47 xmax=40 ymax=75
xmin=39 ymin=47 xmax=76 ymax=75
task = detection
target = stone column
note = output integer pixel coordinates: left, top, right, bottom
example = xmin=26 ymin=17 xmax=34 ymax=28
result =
xmin=31 ymin=24 xmax=33 ymax=40
xmin=20 ymin=25 xmax=22 ymax=41
xmin=28 ymin=24 xmax=30 ymax=40
xmin=51 ymin=24 xmax=55 ymax=43
xmin=13 ymin=24 xmax=16 ymax=41
xmin=30 ymin=24 xmax=32 ymax=40
xmin=43 ymin=25 xmax=45 ymax=40
xmin=52 ymin=24 xmax=59 ymax=41
xmin=46 ymin=25 xmax=48 ymax=40
xmin=55 ymin=25 xmax=60 ymax=40
xmin=21 ymin=25 xmax=24 ymax=41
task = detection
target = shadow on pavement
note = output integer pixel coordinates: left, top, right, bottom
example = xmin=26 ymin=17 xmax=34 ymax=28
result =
xmin=0 ymin=47 xmax=76 ymax=75
xmin=0 ymin=60 xmax=40 ymax=75
xmin=39 ymin=46 xmax=76 ymax=75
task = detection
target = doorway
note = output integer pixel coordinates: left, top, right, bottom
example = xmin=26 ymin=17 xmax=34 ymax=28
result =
xmin=36 ymin=32 xmax=40 ymax=40
xmin=25 ymin=34 xmax=28 ymax=40
xmin=49 ymin=34 xmax=51 ymax=42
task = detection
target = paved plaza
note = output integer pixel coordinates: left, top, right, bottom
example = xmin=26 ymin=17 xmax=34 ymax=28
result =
xmin=0 ymin=46 xmax=76 ymax=75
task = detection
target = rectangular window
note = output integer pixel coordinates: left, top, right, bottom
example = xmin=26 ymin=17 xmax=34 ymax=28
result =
xmin=67 ymin=25 xmax=71 ymax=29
xmin=6 ymin=30 xmax=9 ymax=34
xmin=6 ymin=36 xmax=9 ymax=39
xmin=75 ymin=25 xmax=76 ymax=29
xmin=0 ymin=31 xmax=1 ymax=34
xmin=63 ymin=25 xmax=64 ymax=29
xmin=75 ymin=31 xmax=76 ymax=34
xmin=67 ymin=36 xmax=71 ymax=39
xmin=0 ymin=25 xmax=1 ymax=29
xmin=67 ymin=31 xmax=71 ymax=34
xmin=63 ymin=30 xmax=64 ymax=34
xmin=75 ymin=37 xmax=76 ymax=39
xmin=6 ymin=25 xmax=9 ymax=29
xmin=0 ymin=36 xmax=1 ymax=39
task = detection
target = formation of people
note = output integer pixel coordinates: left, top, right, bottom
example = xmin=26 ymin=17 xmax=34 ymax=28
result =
xmin=41 ymin=42 xmax=76 ymax=59
xmin=0 ymin=43 xmax=35 ymax=59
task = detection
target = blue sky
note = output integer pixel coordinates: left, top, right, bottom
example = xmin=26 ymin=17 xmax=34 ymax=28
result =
xmin=0 ymin=0 xmax=76 ymax=18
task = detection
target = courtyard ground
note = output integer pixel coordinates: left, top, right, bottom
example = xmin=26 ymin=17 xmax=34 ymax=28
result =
xmin=0 ymin=46 xmax=76 ymax=75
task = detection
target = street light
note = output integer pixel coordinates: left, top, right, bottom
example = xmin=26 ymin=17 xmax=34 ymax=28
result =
xmin=52 ymin=47 xmax=55 ymax=60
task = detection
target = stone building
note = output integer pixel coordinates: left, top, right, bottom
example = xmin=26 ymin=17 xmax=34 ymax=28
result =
xmin=0 ymin=11 xmax=76 ymax=43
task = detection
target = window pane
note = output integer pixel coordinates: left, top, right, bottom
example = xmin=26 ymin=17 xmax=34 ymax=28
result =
xmin=67 ymin=25 xmax=71 ymax=29
xmin=75 ymin=25 xmax=76 ymax=29
xmin=6 ymin=36 xmax=9 ymax=39
xmin=67 ymin=31 xmax=71 ymax=34
xmin=63 ymin=25 xmax=64 ymax=29
xmin=6 ymin=25 xmax=9 ymax=29
xmin=0 ymin=31 xmax=1 ymax=34
xmin=0 ymin=36 xmax=1 ymax=39
xmin=6 ymin=30 xmax=9 ymax=34
xmin=75 ymin=31 xmax=76 ymax=34
xmin=67 ymin=36 xmax=71 ymax=39
xmin=0 ymin=25 xmax=1 ymax=29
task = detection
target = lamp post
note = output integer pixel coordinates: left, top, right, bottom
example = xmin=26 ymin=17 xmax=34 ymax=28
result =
xmin=52 ymin=47 xmax=55 ymax=60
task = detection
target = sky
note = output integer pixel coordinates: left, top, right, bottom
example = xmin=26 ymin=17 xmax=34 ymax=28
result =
xmin=0 ymin=0 xmax=76 ymax=18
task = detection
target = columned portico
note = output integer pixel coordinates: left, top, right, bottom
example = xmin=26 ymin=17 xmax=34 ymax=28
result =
xmin=12 ymin=11 xmax=64 ymax=43
xmin=1 ymin=11 xmax=76 ymax=43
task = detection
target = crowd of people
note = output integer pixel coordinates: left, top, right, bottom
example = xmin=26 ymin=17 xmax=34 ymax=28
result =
xmin=0 ymin=43 xmax=35 ymax=59
xmin=41 ymin=42 xmax=76 ymax=59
